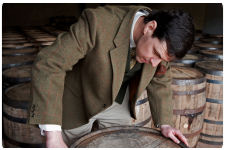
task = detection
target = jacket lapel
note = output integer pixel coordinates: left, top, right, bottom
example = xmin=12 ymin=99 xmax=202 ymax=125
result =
xmin=110 ymin=45 xmax=128 ymax=102
xmin=110 ymin=6 xmax=152 ymax=102
xmin=136 ymin=63 xmax=157 ymax=99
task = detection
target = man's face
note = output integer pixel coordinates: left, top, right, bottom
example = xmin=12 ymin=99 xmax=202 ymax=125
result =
xmin=135 ymin=20 xmax=173 ymax=68
xmin=136 ymin=34 xmax=171 ymax=67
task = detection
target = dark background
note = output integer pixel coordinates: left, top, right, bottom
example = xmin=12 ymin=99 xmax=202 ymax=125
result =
xmin=2 ymin=3 xmax=223 ymax=34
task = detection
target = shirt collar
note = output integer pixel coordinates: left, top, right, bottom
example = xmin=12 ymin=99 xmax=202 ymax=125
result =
xmin=130 ymin=11 xmax=147 ymax=48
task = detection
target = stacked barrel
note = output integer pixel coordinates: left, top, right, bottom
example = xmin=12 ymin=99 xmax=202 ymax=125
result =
xmin=171 ymin=31 xmax=223 ymax=67
xmin=148 ymin=31 xmax=223 ymax=148
xmin=195 ymin=61 xmax=223 ymax=148
xmin=2 ymin=26 xmax=64 ymax=148
xmin=194 ymin=33 xmax=223 ymax=148
xmin=148 ymin=66 xmax=207 ymax=148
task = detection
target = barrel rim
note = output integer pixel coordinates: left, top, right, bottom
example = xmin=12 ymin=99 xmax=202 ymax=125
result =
xmin=195 ymin=61 xmax=223 ymax=76
xmin=198 ymin=139 xmax=223 ymax=146
xmin=2 ymin=48 xmax=38 ymax=56
xmin=2 ymin=45 xmax=34 ymax=50
xmin=2 ymin=40 xmax=29 ymax=44
xmin=3 ymin=65 xmax=32 ymax=84
xmin=2 ymin=132 xmax=45 ymax=148
xmin=173 ymin=87 xmax=206 ymax=95
xmin=199 ymin=50 xmax=223 ymax=60
xmin=72 ymin=126 xmax=183 ymax=148
xmin=173 ymin=59 xmax=198 ymax=64
xmin=194 ymin=43 xmax=222 ymax=50
xmin=199 ymin=37 xmax=223 ymax=45
xmin=134 ymin=116 xmax=151 ymax=127
xmin=2 ymin=60 xmax=34 ymax=70
xmin=4 ymin=83 xmax=30 ymax=109
xmin=172 ymin=77 xmax=206 ymax=85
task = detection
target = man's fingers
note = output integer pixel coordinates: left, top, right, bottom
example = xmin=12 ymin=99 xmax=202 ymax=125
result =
xmin=168 ymin=132 xmax=180 ymax=144
xmin=174 ymin=130 xmax=189 ymax=146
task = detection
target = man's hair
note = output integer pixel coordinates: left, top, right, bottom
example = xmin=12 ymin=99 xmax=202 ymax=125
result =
xmin=144 ymin=9 xmax=195 ymax=59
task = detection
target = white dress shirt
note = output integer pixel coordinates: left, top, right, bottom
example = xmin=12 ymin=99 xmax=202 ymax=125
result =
xmin=39 ymin=10 xmax=147 ymax=136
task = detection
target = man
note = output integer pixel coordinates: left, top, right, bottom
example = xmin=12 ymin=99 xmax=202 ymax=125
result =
xmin=28 ymin=5 xmax=194 ymax=148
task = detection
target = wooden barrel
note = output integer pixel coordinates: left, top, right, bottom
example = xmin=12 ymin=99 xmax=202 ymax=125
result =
xmin=131 ymin=90 xmax=151 ymax=128
xmin=41 ymin=26 xmax=65 ymax=35
xmin=171 ymin=66 xmax=206 ymax=147
xmin=3 ymin=39 xmax=29 ymax=44
xmin=2 ymin=36 xmax=26 ymax=41
xmin=3 ymin=47 xmax=38 ymax=56
xmin=199 ymin=50 xmax=223 ymax=61
xmin=3 ymin=83 xmax=45 ymax=148
xmin=35 ymin=36 xmax=56 ymax=42
xmin=203 ymin=34 xmax=223 ymax=38
xmin=170 ymin=54 xmax=202 ymax=67
xmin=2 ymin=55 xmax=36 ymax=70
xmin=194 ymin=43 xmax=222 ymax=51
xmin=187 ymin=46 xmax=199 ymax=54
xmin=3 ymin=65 xmax=32 ymax=85
xmin=199 ymin=37 xmax=223 ymax=45
xmin=195 ymin=61 xmax=223 ymax=148
xmin=71 ymin=126 xmax=184 ymax=148
xmin=3 ymin=42 xmax=34 ymax=49
xmin=40 ymin=41 xmax=54 ymax=46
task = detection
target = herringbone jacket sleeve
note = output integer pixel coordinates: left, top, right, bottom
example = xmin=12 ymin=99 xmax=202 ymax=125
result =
xmin=27 ymin=9 xmax=96 ymax=125
xmin=146 ymin=61 xmax=174 ymax=128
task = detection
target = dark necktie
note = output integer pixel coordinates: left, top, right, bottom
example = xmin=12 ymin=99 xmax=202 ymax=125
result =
xmin=130 ymin=47 xmax=136 ymax=69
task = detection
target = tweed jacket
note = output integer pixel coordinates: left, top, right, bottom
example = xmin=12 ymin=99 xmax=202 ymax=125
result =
xmin=27 ymin=5 xmax=173 ymax=129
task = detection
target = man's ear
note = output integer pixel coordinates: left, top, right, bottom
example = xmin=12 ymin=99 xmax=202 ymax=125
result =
xmin=143 ymin=20 xmax=157 ymax=35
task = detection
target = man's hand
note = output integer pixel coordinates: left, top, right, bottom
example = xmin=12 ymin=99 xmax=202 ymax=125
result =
xmin=45 ymin=131 xmax=68 ymax=148
xmin=160 ymin=124 xmax=189 ymax=147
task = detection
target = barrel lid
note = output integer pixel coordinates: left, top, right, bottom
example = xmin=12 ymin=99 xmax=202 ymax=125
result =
xmin=2 ymin=36 xmax=26 ymax=41
xmin=40 ymin=41 xmax=54 ymax=46
xmin=187 ymin=46 xmax=199 ymax=54
xmin=195 ymin=61 xmax=223 ymax=76
xmin=2 ymin=39 xmax=29 ymax=44
xmin=35 ymin=37 xmax=56 ymax=42
xmin=2 ymin=55 xmax=36 ymax=70
xmin=199 ymin=37 xmax=223 ymax=45
xmin=199 ymin=50 xmax=223 ymax=60
xmin=3 ymin=65 xmax=32 ymax=79
xmin=5 ymin=83 xmax=31 ymax=102
xmin=171 ymin=54 xmax=202 ymax=67
xmin=2 ymin=47 xmax=38 ymax=56
xmin=171 ymin=66 xmax=205 ymax=85
xmin=182 ymin=54 xmax=200 ymax=60
xmin=2 ymin=42 xmax=34 ymax=49
xmin=194 ymin=43 xmax=223 ymax=50
xmin=72 ymin=126 xmax=182 ymax=148
xmin=2 ymin=55 xmax=36 ymax=65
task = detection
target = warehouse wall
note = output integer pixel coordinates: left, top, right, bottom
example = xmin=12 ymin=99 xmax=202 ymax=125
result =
xmin=202 ymin=3 xmax=223 ymax=35
xmin=2 ymin=3 xmax=223 ymax=34
xmin=2 ymin=3 xmax=84 ymax=27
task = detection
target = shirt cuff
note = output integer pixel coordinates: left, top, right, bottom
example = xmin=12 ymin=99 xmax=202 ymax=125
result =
xmin=39 ymin=124 xmax=62 ymax=136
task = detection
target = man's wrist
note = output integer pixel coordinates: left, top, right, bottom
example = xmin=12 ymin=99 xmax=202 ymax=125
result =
xmin=45 ymin=131 xmax=62 ymax=138
xmin=160 ymin=124 xmax=171 ymax=129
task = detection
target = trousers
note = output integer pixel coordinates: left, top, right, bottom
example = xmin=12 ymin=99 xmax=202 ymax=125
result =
xmin=61 ymin=87 xmax=133 ymax=147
